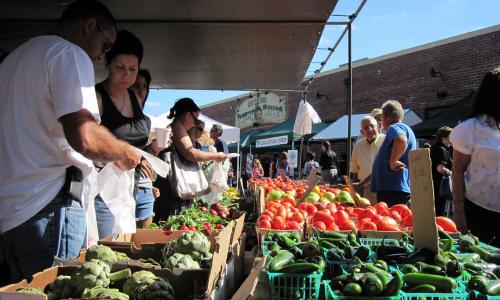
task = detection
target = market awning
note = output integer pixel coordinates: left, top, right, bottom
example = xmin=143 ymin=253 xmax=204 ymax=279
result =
xmin=311 ymin=109 xmax=423 ymax=141
xmin=0 ymin=0 xmax=338 ymax=90
xmin=412 ymin=90 xmax=475 ymax=137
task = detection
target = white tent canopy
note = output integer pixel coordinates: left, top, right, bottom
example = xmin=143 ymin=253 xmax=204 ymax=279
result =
xmin=156 ymin=112 xmax=241 ymax=143
xmin=310 ymin=109 xmax=422 ymax=141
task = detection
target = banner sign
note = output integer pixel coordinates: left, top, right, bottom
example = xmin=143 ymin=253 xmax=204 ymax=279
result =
xmin=256 ymin=135 xmax=288 ymax=148
xmin=288 ymin=150 xmax=298 ymax=168
xmin=235 ymin=93 xmax=287 ymax=129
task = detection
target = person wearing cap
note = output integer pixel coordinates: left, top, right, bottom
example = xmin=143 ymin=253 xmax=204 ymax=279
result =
xmin=430 ymin=126 xmax=453 ymax=216
xmin=371 ymin=100 xmax=417 ymax=206
xmin=153 ymin=98 xmax=226 ymax=221
xmin=0 ymin=0 xmax=142 ymax=282
xmin=210 ymin=124 xmax=229 ymax=154
xmin=350 ymin=116 xmax=385 ymax=205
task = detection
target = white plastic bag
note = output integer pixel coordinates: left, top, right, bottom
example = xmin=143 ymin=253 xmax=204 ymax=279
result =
xmin=211 ymin=160 xmax=229 ymax=193
xmin=97 ymin=163 xmax=136 ymax=235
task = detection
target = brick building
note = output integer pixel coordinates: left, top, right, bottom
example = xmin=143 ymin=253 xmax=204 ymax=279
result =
xmin=202 ymin=25 xmax=500 ymax=175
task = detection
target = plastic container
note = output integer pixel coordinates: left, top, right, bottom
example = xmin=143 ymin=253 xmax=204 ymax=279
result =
xmin=401 ymin=283 xmax=468 ymax=300
xmin=324 ymin=280 xmax=402 ymax=300
xmin=267 ymin=271 xmax=323 ymax=300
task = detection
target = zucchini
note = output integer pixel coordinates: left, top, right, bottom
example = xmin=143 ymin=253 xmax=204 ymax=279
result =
xmin=384 ymin=271 xmax=403 ymax=296
xmin=403 ymin=273 xmax=457 ymax=293
xmin=471 ymin=245 xmax=500 ymax=264
xmin=277 ymin=262 xmax=322 ymax=274
xmin=269 ymin=250 xmax=294 ymax=272
xmin=322 ymin=230 xmax=348 ymax=239
xmin=485 ymin=279 xmax=500 ymax=296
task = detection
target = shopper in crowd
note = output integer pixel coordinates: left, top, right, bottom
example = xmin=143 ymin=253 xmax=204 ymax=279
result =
xmin=430 ymin=126 xmax=453 ymax=216
xmin=93 ymin=30 xmax=151 ymax=239
xmin=276 ymin=151 xmax=291 ymax=179
xmin=303 ymin=151 xmax=320 ymax=177
xmin=450 ymin=68 xmax=500 ymax=246
xmin=210 ymin=124 xmax=229 ymax=154
xmin=371 ymin=108 xmax=384 ymax=133
xmin=130 ymin=69 xmax=161 ymax=228
xmin=270 ymin=154 xmax=278 ymax=178
xmin=351 ymin=116 xmax=385 ymax=205
xmin=319 ymin=141 xmax=339 ymax=185
xmin=371 ymin=100 xmax=417 ymax=206
xmin=0 ymin=0 xmax=142 ymax=282
xmin=252 ymin=159 xmax=264 ymax=179
xmin=154 ymin=98 xmax=226 ymax=221
xmin=188 ymin=119 xmax=205 ymax=150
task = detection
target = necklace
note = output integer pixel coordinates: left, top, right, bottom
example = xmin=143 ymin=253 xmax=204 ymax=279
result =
xmin=110 ymin=92 xmax=126 ymax=113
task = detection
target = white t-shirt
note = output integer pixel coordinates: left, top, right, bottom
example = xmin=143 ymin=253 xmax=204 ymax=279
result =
xmin=450 ymin=117 xmax=500 ymax=213
xmin=350 ymin=134 xmax=385 ymax=182
xmin=0 ymin=36 xmax=101 ymax=233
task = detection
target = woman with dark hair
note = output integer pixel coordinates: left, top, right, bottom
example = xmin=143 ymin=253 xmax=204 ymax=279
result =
xmin=275 ymin=151 xmax=291 ymax=178
xmin=153 ymin=98 xmax=226 ymax=221
xmin=430 ymin=126 xmax=453 ymax=216
xmin=303 ymin=151 xmax=319 ymax=177
xmin=93 ymin=30 xmax=151 ymax=239
xmin=132 ymin=69 xmax=152 ymax=108
xmin=450 ymin=67 xmax=500 ymax=247
xmin=319 ymin=141 xmax=339 ymax=185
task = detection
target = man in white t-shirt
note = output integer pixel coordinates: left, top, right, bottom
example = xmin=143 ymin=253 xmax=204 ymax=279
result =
xmin=350 ymin=116 xmax=385 ymax=204
xmin=0 ymin=0 xmax=141 ymax=282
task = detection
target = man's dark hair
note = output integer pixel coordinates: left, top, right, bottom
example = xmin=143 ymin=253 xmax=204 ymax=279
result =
xmin=322 ymin=140 xmax=331 ymax=150
xmin=306 ymin=151 xmax=315 ymax=161
xmin=105 ymin=30 xmax=143 ymax=66
xmin=470 ymin=68 xmax=500 ymax=125
xmin=60 ymin=0 xmax=116 ymax=30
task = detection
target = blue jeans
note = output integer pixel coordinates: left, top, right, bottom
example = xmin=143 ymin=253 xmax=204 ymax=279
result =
xmin=1 ymin=194 xmax=86 ymax=282
xmin=94 ymin=194 xmax=115 ymax=240
xmin=135 ymin=187 xmax=155 ymax=221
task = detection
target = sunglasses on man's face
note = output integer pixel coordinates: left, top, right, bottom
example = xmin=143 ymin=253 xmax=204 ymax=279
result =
xmin=196 ymin=127 xmax=204 ymax=131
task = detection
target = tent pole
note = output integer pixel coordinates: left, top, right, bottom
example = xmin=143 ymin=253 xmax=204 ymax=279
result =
xmin=298 ymin=136 xmax=304 ymax=180
xmin=236 ymin=141 xmax=240 ymax=190
xmin=346 ymin=22 xmax=353 ymax=180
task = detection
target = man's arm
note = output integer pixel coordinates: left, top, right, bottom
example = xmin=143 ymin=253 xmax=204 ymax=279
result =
xmin=59 ymin=109 xmax=141 ymax=169
xmin=389 ymin=135 xmax=407 ymax=171
xmin=452 ymin=150 xmax=471 ymax=233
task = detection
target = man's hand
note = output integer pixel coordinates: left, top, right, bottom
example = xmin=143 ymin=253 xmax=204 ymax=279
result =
xmin=389 ymin=160 xmax=406 ymax=171
xmin=114 ymin=145 xmax=141 ymax=170
xmin=213 ymin=152 xmax=227 ymax=162
xmin=152 ymin=187 xmax=160 ymax=199
xmin=140 ymin=159 xmax=154 ymax=178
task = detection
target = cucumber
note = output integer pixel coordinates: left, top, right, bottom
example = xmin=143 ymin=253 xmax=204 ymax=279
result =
xmin=277 ymin=262 xmax=322 ymax=274
xmin=408 ymin=284 xmax=437 ymax=293
xmin=268 ymin=250 xmax=294 ymax=272
xmin=485 ymin=279 xmax=500 ymax=296
xmin=403 ymin=273 xmax=457 ymax=293
xmin=384 ymin=271 xmax=403 ymax=296
xmin=322 ymin=231 xmax=348 ymax=239
xmin=468 ymin=275 xmax=488 ymax=293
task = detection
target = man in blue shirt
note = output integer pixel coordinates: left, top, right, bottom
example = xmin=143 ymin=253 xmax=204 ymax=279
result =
xmin=371 ymin=100 xmax=417 ymax=206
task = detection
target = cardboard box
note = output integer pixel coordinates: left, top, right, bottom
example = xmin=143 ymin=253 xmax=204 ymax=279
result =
xmin=243 ymin=245 xmax=258 ymax=276
xmin=230 ymin=257 xmax=266 ymax=300
xmin=230 ymin=213 xmax=246 ymax=248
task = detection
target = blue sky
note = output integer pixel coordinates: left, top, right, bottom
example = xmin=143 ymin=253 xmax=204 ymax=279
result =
xmin=144 ymin=0 xmax=500 ymax=117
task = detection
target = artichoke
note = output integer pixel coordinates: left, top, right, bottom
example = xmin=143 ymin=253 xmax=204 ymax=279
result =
xmin=164 ymin=253 xmax=200 ymax=269
xmin=132 ymin=277 xmax=175 ymax=300
xmin=16 ymin=287 xmax=47 ymax=299
xmin=163 ymin=231 xmax=212 ymax=266
xmin=71 ymin=259 xmax=131 ymax=295
xmin=81 ymin=287 xmax=129 ymax=300
xmin=86 ymin=245 xmax=117 ymax=265
xmin=46 ymin=275 xmax=77 ymax=299
xmin=123 ymin=270 xmax=158 ymax=297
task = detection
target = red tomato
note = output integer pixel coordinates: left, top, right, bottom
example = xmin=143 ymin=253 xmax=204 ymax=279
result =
xmin=305 ymin=203 xmax=318 ymax=216
xmin=271 ymin=216 xmax=286 ymax=230
xmin=320 ymin=208 xmax=332 ymax=215
xmin=297 ymin=202 xmax=308 ymax=211
xmin=358 ymin=208 xmax=377 ymax=220
xmin=345 ymin=207 xmax=355 ymax=216
xmin=285 ymin=220 xmax=302 ymax=230
xmin=315 ymin=202 xmax=328 ymax=211
xmin=282 ymin=195 xmax=296 ymax=207
xmin=339 ymin=220 xmax=357 ymax=230
xmin=259 ymin=215 xmax=272 ymax=222
xmin=379 ymin=209 xmax=390 ymax=216
xmin=289 ymin=211 xmax=304 ymax=223
xmin=327 ymin=203 xmax=338 ymax=214
xmin=378 ymin=216 xmax=398 ymax=227
xmin=377 ymin=223 xmax=401 ymax=231
xmin=402 ymin=215 xmax=413 ymax=227
xmin=327 ymin=223 xmax=340 ymax=231
xmin=435 ymin=216 xmax=458 ymax=232
xmin=281 ymin=201 xmax=292 ymax=207
xmin=389 ymin=210 xmax=402 ymax=222
xmin=334 ymin=210 xmax=349 ymax=224
xmin=277 ymin=206 xmax=287 ymax=219
xmin=353 ymin=207 xmax=364 ymax=216
xmin=262 ymin=210 xmax=274 ymax=218
xmin=370 ymin=214 xmax=383 ymax=223
xmin=313 ymin=221 xmax=327 ymax=231
xmin=312 ymin=211 xmax=335 ymax=226
xmin=357 ymin=217 xmax=372 ymax=228
xmin=360 ymin=221 xmax=377 ymax=231
xmin=389 ymin=204 xmax=411 ymax=217
xmin=258 ymin=220 xmax=271 ymax=229
xmin=375 ymin=202 xmax=389 ymax=214
xmin=266 ymin=201 xmax=281 ymax=210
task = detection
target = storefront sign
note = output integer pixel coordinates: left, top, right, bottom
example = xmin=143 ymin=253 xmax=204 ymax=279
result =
xmin=235 ymin=93 xmax=287 ymax=129
xmin=256 ymin=135 xmax=288 ymax=148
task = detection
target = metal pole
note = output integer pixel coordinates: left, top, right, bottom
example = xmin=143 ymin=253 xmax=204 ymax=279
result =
xmin=298 ymin=136 xmax=304 ymax=180
xmin=236 ymin=141 xmax=240 ymax=190
xmin=346 ymin=22 xmax=353 ymax=179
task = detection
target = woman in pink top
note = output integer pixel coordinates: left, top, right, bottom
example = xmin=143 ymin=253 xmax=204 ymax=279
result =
xmin=252 ymin=159 xmax=264 ymax=179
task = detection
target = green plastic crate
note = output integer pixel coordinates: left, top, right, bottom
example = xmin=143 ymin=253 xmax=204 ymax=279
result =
xmin=401 ymin=283 xmax=468 ymax=300
xmin=324 ymin=280 xmax=402 ymax=300
xmin=267 ymin=271 xmax=323 ymax=300
xmin=469 ymin=290 xmax=500 ymax=300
